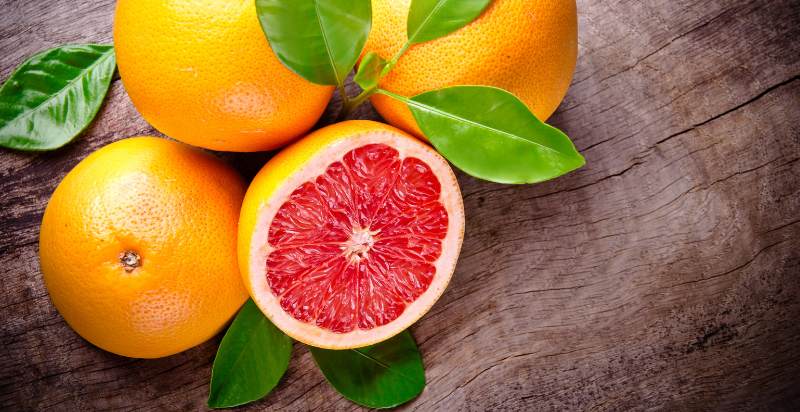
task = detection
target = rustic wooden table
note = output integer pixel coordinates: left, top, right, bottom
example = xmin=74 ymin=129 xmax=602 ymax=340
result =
xmin=2 ymin=0 xmax=799 ymax=410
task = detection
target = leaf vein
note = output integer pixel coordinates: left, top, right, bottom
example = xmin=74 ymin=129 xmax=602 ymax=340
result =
xmin=313 ymin=1 xmax=342 ymax=86
xmin=351 ymin=348 xmax=420 ymax=383
xmin=0 ymin=46 xmax=114 ymax=133
xmin=408 ymin=0 xmax=448 ymax=44
xmin=380 ymin=89 xmax=571 ymax=157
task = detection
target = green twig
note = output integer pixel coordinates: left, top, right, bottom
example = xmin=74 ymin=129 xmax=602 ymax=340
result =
xmin=336 ymin=41 xmax=413 ymax=120
xmin=337 ymin=84 xmax=350 ymax=109
xmin=391 ymin=42 xmax=411 ymax=65
xmin=382 ymin=41 xmax=411 ymax=76
xmin=338 ymin=86 xmax=375 ymax=120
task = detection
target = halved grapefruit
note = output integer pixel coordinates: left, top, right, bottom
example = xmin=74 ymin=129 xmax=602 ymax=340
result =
xmin=239 ymin=120 xmax=464 ymax=349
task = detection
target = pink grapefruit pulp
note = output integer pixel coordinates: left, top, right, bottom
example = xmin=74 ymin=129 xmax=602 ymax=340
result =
xmin=239 ymin=121 xmax=464 ymax=348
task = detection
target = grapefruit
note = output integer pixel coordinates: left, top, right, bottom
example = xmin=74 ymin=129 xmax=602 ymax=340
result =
xmin=39 ymin=137 xmax=248 ymax=358
xmin=364 ymin=0 xmax=578 ymax=137
xmin=113 ymin=0 xmax=333 ymax=152
xmin=239 ymin=120 xmax=464 ymax=349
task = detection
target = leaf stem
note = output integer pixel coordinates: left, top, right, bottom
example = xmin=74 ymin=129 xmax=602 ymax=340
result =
xmin=391 ymin=42 xmax=411 ymax=65
xmin=338 ymin=86 xmax=374 ymax=120
xmin=336 ymin=41 xmax=412 ymax=120
xmin=337 ymin=84 xmax=350 ymax=108
xmin=383 ymin=41 xmax=411 ymax=76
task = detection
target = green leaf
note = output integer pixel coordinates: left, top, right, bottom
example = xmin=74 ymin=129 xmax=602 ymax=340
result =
xmin=354 ymin=52 xmax=388 ymax=91
xmin=0 ymin=44 xmax=115 ymax=151
xmin=208 ymin=299 xmax=293 ymax=409
xmin=310 ymin=331 xmax=425 ymax=409
xmin=407 ymin=0 xmax=492 ymax=44
xmin=379 ymin=86 xmax=585 ymax=184
xmin=256 ymin=0 xmax=372 ymax=86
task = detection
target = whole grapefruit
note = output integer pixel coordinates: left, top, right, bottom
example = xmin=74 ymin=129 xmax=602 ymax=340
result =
xmin=113 ymin=0 xmax=333 ymax=152
xmin=364 ymin=0 xmax=578 ymax=137
xmin=39 ymin=137 xmax=248 ymax=358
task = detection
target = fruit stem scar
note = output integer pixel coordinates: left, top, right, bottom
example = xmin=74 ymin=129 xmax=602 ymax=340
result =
xmin=120 ymin=251 xmax=141 ymax=272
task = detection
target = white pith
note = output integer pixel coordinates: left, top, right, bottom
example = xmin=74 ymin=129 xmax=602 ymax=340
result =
xmin=247 ymin=131 xmax=464 ymax=349
xmin=343 ymin=226 xmax=379 ymax=264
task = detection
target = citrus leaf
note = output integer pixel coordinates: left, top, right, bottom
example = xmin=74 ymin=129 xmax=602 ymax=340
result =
xmin=379 ymin=86 xmax=585 ymax=184
xmin=208 ymin=299 xmax=293 ymax=409
xmin=354 ymin=52 xmax=388 ymax=91
xmin=0 ymin=44 xmax=115 ymax=151
xmin=407 ymin=0 xmax=491 ymax=44
xmin=310 ymin=331 xmax=425 ymax=409
xmin=256 ymin=0 xmax=371 ymax=86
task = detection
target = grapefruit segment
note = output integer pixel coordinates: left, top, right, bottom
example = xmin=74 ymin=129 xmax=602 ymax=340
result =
xmin=239 ymin=121 xmax=464 ymax=348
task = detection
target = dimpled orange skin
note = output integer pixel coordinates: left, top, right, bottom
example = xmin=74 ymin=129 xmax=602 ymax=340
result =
xmin=113 ymin=0 xmax=334 ymax=152
xmin=39 ymin=137 xmax=248 ymax=358
xmin=364 ymin=0 xmax=578 ymax=137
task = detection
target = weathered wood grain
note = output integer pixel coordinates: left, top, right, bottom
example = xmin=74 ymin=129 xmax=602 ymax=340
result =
xmin=1 ymin=0 xmax=799 ymax=410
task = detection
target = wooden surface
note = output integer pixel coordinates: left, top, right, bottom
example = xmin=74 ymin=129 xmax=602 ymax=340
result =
xmin=2 ymin=0 xmax=799 ymax=410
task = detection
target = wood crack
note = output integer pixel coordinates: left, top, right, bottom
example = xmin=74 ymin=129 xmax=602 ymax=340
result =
xmin=654 ymin=75 xmax=800 ymax=147
xmin=509 ymin=282 xmax=596 ymax=297
xmin=761 ymin=218 xmax=800 ymax=235
xmin=284 ymin=378 xmax=325 ymax=408
xmin=523 ymin=160 xmax=644 ymax=203
xmin=596 ymin=6 xmax=740 ymax=84
xmin=666 ymin=239 xmax=790 ymax=289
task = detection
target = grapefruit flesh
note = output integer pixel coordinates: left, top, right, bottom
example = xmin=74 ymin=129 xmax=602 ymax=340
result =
xmin=240 ymin=121 xmax=463 ymax=348
xmin=269 ymin=144 xmax=447 ymax=333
